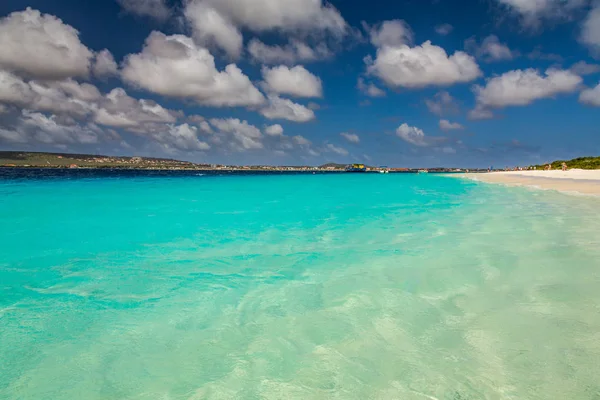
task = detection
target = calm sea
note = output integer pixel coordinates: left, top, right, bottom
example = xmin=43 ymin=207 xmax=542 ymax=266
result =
xmin=1 ymin=169 xmax=600 ymax=399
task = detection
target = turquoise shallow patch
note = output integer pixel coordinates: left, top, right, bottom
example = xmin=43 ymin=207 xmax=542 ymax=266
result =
xmin=1 ymin=172 xmax=600 ymax=399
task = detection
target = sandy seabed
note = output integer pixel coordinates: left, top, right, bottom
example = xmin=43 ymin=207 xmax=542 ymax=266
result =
xmin=462 ymin=169 xmax=600 ymax=196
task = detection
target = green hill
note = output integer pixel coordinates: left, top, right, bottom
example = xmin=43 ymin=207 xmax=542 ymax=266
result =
xmin=536 ymin=156 xmax=600 ymax=170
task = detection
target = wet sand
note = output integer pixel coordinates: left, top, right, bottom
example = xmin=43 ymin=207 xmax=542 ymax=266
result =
xmin=462 ymin=170 xmax=600 ymax=196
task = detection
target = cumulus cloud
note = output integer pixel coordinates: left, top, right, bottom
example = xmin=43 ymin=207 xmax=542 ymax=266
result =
xmin=496 ymin=0 xmax=587 ymax=26
xmin=570 ymin=61 xmax=600 ymax=75
xmin=425 ymin=91 xmax=459 ymax=116
xmin=186 ymin=0 xmax=347 ymax=35
xmin=0 ymin=70 xmax=101 ymax=118
xmin=248 ymin=39 xmax=332 ymax=65
xmin=0 ymin=8 xmax=94 ymax=80
xmin=365 ymin=19 xmax=413 ymax=47
xmin=261 ymin=65 xmax=323 ymax=98
xmin=435 ymin=23 xmax=454 ymax=35
xmin=466 ymin=35 xmax=515 ymax=62
xmin=396 ymin=123 xmax=430 ymax=146
xmin=187 ymin=115 xmax=205 ymax=123
xmin=579 ymin=82 xmax=600 ymax=106
xmin=184 ymin=2 xmax=243 ymax=59
xmin=121 ymin=31 xmax=265 ymax=107
xmin=326 ymin=143 xmax=349 ymax=155
xmin=183 ymin=0 xmax=347 ymax=57
xmin=260 ymin=95 xmax=316 ymax=122
xmin=265 ymin=124 xmax=284 ymax=136
xmin=0 ymin=110 xmax=115 ymax=146
xmin=93 ymin=49 xmax=119 ymax=78
xmin=580 ymin=5 xmax=600 ymax=56
xmin=357 ymin=78 xmax=386 ymax=97
xmin=293 ymin=135 xmax=311 ymax=145
xmin=367 ymin=40 xmax=481 ymax=89
xmin=473 ymin=68 xmax=582 ymax=109
xmin=150 ymin=123 xmax=210 ymax=152
xmin=117 ymin=0 xmax=171 ymax=22
xmin=439 ymin=119 xmax=464 ymax=131
xmin=468 ymin=107 xmax=495 ymax=120
xmin=209 ymin=118 xmax=264 ymax=150
xmin=93 ymin=88 xmax=180 ymax=130
xmin=340 ymin=132 xmax=360 ymax=143
xmin=0 ymin=69 xmax=185 ymax=135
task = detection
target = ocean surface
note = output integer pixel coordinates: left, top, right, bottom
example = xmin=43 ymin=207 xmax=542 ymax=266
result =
xmin=2 ymin=169 xmax=600 ymax=400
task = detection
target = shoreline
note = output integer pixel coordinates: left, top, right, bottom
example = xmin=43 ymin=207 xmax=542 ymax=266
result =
xmin=461 ymin=170 xmax=600 ymax=196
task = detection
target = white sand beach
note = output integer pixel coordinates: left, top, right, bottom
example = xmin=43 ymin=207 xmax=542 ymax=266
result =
xmin=462 ymin=169 xmax=600 ymax=196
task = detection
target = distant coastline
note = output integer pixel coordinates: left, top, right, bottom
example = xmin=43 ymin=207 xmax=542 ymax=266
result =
xmin=0 ymin=151 xmax=478 ymax=173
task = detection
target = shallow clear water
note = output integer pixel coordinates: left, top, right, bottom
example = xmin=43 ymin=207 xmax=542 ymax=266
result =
xmin=2 ymin=170 xmax=600 ymax=399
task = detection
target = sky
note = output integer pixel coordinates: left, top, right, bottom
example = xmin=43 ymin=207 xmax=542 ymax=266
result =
xmin=0 ymin=0 xmax=599 ymax=168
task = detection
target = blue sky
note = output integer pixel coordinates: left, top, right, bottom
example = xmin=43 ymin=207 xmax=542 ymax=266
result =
xmin=0 ymin=0 xmax=599 ymax=167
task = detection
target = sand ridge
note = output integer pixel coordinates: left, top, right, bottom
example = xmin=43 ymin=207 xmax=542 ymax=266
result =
xmin=461 ymin=169 xmax=600 ymax=196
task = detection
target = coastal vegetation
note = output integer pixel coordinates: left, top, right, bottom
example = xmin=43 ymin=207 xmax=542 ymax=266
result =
xmin=535 ymin=156 xmax=600 ymax=170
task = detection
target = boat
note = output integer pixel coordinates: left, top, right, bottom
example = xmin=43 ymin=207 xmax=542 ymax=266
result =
xmin=379 ymin=166 xmax=390 ymax=174
xmin=418 ymin=169 xmax=429 ymax=174
xmin=345 ymin=163 xmax=367 ymax=173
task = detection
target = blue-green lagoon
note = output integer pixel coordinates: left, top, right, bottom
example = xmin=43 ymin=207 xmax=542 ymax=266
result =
xmin=1 ymin=170 xmax=600 ymax=399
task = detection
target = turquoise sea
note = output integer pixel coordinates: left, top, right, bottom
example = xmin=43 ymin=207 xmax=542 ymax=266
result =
xmin=2 ymin=170 xmax=600 ymax=400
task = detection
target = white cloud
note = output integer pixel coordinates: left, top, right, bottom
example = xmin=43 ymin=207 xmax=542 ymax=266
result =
xmin=473 ymin=68 xmax=582 ymax=109
xmin=0 ymin=70 xmax=101 ymax=118
xmin=357 ymin=78 xmax=386 ymax=97
xmin=468 ymin=107 xmax=495 ymax=120
xmin=0 ymin=69 xmax=185 ymax=135
xmin=265 ymin=124 xmax=284 ymax=136
xmin=340 ymin=132 xmax=360 ymax=143
xmin=187 ymin=0 xmax=347 ymax=36
xmin=199 ymin=121 xmax=213 ymax=134
xmin=326 ymin=143 xmax=349 ymax=156
xmin=435 ymin=24 xmax=454 ymax=35
xmin=261 ymin=65 xmax=322 ymax=98
xmin=293 ymin=135 xmax=311 ymax=145
xmin=248 ymin=39 xmax=332 ymax=65
xmin=209 ymin=118 xmax=264 ymax=150
xmin=579 ymin=82 xmax=600 ymax=106
xmin=93 ymin=88 xmax=179 ymax=130
xmin=187 ymin=115 xmax=205 ymax=123
xmin=496 ymin=0 xmax=587 ymax=26
xmin=260 ymin=95 xmax=316 ymax=122
xmin=93 ymin=49 xmax=119 ymax=78
xmin=396 ymin=123 xmax=429 ymax=146
xmin=184 ymin=2 xmax=243 ymax=59
xmin=366 ymin=19 xmax=413 ymax=47
xmin=425 ymin=91 xmax=459 ymax=116
xmin=580 ymin=5 xmax=600 ymax=56
xmin=367 ymin=40 xmax=481 ymax=89
xmin=117 ymin=0 xmax=171 ymax=22
xmin=0 ymin=110 xmax=114 ymax=145
xmin=466 ymin=35 xmax=514 ymax=62
xmin=151 ymin=123 xmax=210 ymax=152
xmin=439 ymin=119 xmax=464 ymax=131
xmin=121 ymin=31 xmax=265 ymax=107
xmin=0 ymin=8 xmax=94 ymax=80
xmin=441 ymin=146 xmax=457 ymax=154
xmin=570 ymin=61 xmax=600 ymax=75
